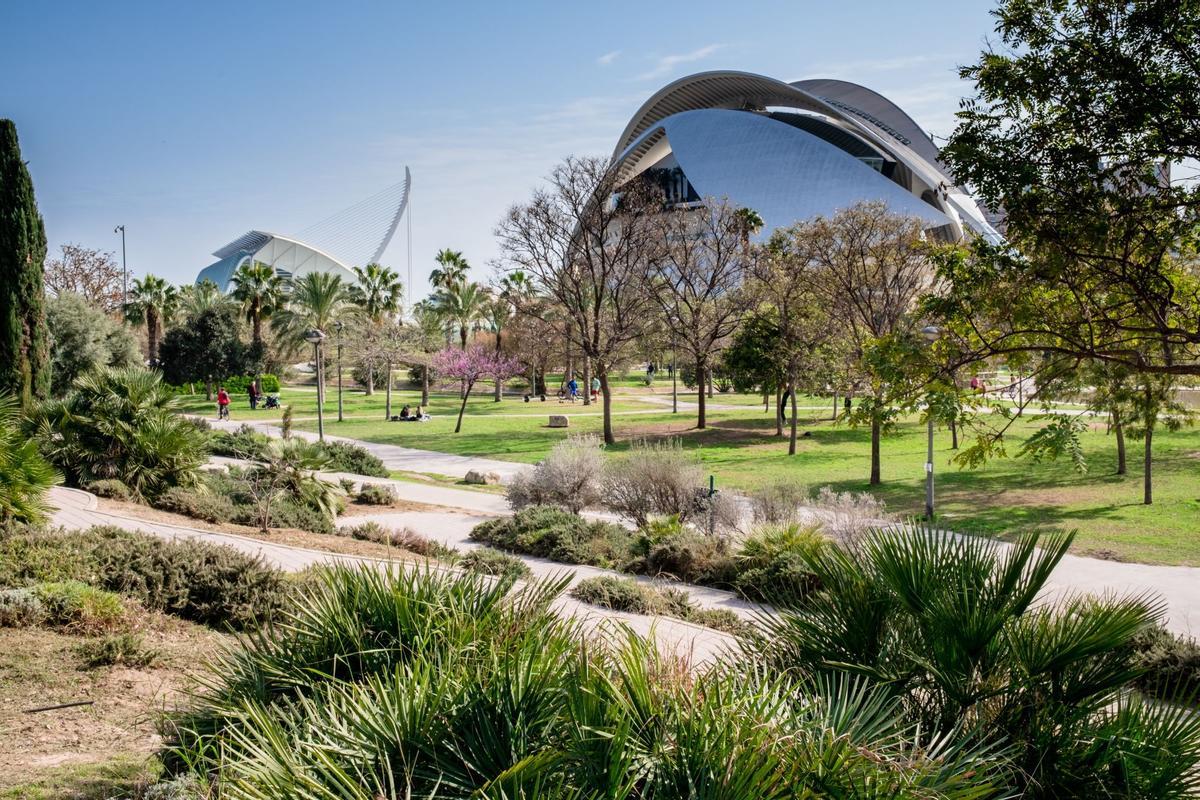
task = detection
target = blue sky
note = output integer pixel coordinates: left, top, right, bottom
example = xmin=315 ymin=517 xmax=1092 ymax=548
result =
xmin=3 ymin=0 xmax=998 ymax=299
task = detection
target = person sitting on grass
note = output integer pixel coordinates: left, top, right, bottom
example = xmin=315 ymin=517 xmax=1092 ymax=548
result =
xmin=400 ymin=404 xmax=411 ymax=420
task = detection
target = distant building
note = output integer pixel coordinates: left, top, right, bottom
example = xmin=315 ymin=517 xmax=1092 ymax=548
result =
xmin=195 ymin=168 xmax=411 ymax=290
xmin=611 ymin=71 xmax=999 ymax=242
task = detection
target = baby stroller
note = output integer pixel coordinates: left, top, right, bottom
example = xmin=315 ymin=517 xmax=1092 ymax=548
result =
xmin=263 ymin=394 xmax=281 ymax=410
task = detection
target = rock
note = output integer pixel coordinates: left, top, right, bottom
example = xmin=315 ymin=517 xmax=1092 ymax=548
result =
xmin=548 ymin=414 xmax=569 ymax=428
xmin=465 ymin=469 xmax=502 ymax=485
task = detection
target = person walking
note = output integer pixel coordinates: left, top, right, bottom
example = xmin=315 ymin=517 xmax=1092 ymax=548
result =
xmin=248 ymin=381 xmax=259 ymax=410
xmin=590 ymin=376 xmax=600 ymax=401
xmin=217 ymin=386 xmax=231 ymax=419
xmin=567 ymin=376 xmax=579 ymax=402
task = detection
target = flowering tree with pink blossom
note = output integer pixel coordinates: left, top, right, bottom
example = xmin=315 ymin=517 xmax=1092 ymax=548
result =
xmin=433 ymin=345 xmax=522 ymax=433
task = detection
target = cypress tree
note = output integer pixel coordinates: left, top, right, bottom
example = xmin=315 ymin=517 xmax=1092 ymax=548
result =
xmin=0 ymin=119 xmax=49 ymax=406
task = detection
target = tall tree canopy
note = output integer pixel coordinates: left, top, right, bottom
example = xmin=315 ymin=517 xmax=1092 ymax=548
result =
xmin=0 ymin=119 xmax=50 ymax=406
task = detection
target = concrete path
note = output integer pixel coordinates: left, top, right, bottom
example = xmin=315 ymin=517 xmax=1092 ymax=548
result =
xmin=48 ymin=487 xmax=735 ymax=664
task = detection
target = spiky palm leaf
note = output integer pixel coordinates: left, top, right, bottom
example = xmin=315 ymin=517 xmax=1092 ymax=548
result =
xmin=0 ymin=394 xmax=61 ymax=523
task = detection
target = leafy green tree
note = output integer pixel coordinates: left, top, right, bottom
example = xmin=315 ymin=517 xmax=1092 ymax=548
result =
xmin=0 ymin=394 xmax=60 ymax=524
xmin=231 ymin=262 xmax=285 ymax=347
xmin=124 ymin=273 xmax=178 ymax=365
xmin=45 ymin=292 xmax=140 ymax=396
xmin=722 ymin=307 xmax=788 ymax=435
xmin=347 ymin=262 xmax=403 ymax=394
xmin=177 ymin=279 xmax=234 ymax=318
xmin=31 ymin=367 xmax=207 ymax=499
xmin=158 ymin=305 xmax=251 ymax=400
xmin=0 ymin=119 xmax=50 ymax=406
xmin=274 ymin=272 xmax=350 ymax=404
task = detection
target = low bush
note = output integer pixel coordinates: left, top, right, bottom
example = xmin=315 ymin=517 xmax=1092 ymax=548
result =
xmin=208 ymin=425 xmax=271 ymax=460
xmin=0 ymin=587 xmax=44 ymax=627
xmin=1131 ymin=625 xmax=1200 ymax=703
xmin=570 ymin=576 xmax=660 ymax=615
xmin=355 ymin=483 xmax=398 ymax=506
xmin=811 ymin=486 xmax=888 ymax=541
xmin=470 ymin=505 xmax=633 ymax=569
xmin=223 ymin=374 xmax=281 ymax=395
xmin=733 ymin=523 xmax=826 ymax=605
xmin=688 ymin=608 xmax=752 ymax=637
xmin=77 ymin=632 xmax=158 ymax=668
xmin=319 ymin=440 xmax=389 ymax=477
xmin=87 ymin=479 xmax=134 ymax=502
xmin=339 ymin=522 xmax=455 ymax=558
xmin=35 ymin=580 xmax=128 ymax=632
xmin=506 ymin=436 xmax=604 ymax=513
xmin=0 ymin=523 xmax=96 ymax=586
xmin=459 ymin=548 xmax=532 ymax=580
xmin=154 ymin=487 xmax=236 ymax=524
xmin=602 ymin=440 xmax=734 ymax=529
xmin=633 ymin=517 xmax=738 ymax=586
xmin=338 ymin=478 xmax=357 ymax=494
xmin=748 ymin=478 xmax=810 ymax=524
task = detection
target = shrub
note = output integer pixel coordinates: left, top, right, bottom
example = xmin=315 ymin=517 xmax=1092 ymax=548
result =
xmin=506 ymin=435 xmax=604 ymax=513
xmin=811 ymin=486 xmax=888 ymax=541
xmin=733 ymin=523 xmax=827 ymax=605
xmin=77 ymin=632 xmax=158 ymax=668
xmin=340 ymin=522 xmax=455 ymax=558
xmin=459 ymin=548 xmax=531 ymax=580
xmin=470 ymin=505 xmax=634 ymax=568
xmin=570 ymin=576 xmax=660 ymax=615
xmin=355 ymin=483 xmax=398 ymax=506
xmin=154 ymin=487 xmax=236 ymax=524
xmin=748 ymin=478 xmax=810 ymax=524
xmin=688 ymin=608 xmax=752 ymax=637
xmin=0 ymin=587 xmax=44 ymax=627
xmin=351 ymin=363 xmax=389 ymax=390
xmin=35 ymin=580 xmax=128 ymax=632
xmin=208 ymin=425 xmax=272 ymax=460
xmin=338 ymin=478 xmax=357 ymax=494
xmin=643 ymin=531 xmax=737 ymax=586
xmin=85 ymin=526 xmax=288 ymax=630
xmin=223 ymin=375 xmax=281 ymax=395
xmin=30 ymin=367 xmax=208 ymax=499
xmin=602 ymin=440 xmax=708 ymax=528
xmin=243 ymin=496 xmax=335 ymax=534
xmin=0 ymin=523 xmax=96 ymax=587
xmin=319 ymin=440 xmax=389 ymax=478
xmin=87 ymin=478 xmax=134 ymax=501
xmin=0 ymin=395 xmax=60 ymax=525
xmin=1131 ymin=625 xmax=1200 ymax=702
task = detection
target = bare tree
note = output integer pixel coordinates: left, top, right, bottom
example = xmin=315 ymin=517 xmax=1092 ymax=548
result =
xmin=649 ymin=199 xmax=754 ymax=429
xmin=44 ymin=244 xmax=124 ymax=313
xmin=496 ymin=156 xmax=662 ymax=444
xmin=790 ymin=201 xmax=932 ymax=484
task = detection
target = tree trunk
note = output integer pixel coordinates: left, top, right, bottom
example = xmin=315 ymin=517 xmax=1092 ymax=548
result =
xmin=763 ymin=389 xmax=769 ymax=414
xmin=600 ymin=371 xmax=615 ymax=445
xmin=1113 ymin=408 xmax=1127 ymax=475
xmin=204 ymin=378 xmax=213 ymax=402
xmin=582 ymin=357 xmax=591 ymax=406
xmin=787 ymin=371 xmax=799 ymax=455
xmin=1143 ymin=422 xmax=1153 ymax=505
xmin=385 ymin=360 xmax=392 ymax=419
xmin=950 ymin=418 xmax=959 ymax=450
xmin=421 ymin=363 xmax=430 ymax=406
xmin=147 ymin=311 xmax=159 ymax=365
xmin=696 ymin=357 xmax=707 ymax=429
xmin=870 ymin=415 xmax=882 ymax=486
xmin=494 ymin=331 xmax=503 ymax=402
xmin=707 ymin=367 xmax=714 ymax=398
xmin=454 ymin=382 xmax=471 ymax=433
xmin=832 ymin=391 xmax=839 ymax=421
xmin=252 ymin=313 xmax=262 ymax=348
xmin=365 ymin=363 xmax=374 ymax=396
xmin=774 ymin=386 xmax=784 ymax=437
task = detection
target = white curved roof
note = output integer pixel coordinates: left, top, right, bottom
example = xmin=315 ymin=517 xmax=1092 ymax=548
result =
xmin=196 ymin=231 xmax=358 ymax=291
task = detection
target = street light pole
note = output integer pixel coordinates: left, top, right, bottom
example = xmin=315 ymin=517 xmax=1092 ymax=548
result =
xmin=921 ymin=326 xmax=941 ymax=521
xmin=671 ymin=331 xmax=678 ymax=414
xmin=305 ymin=329 xmax=327 ymax=442
xmin=335 ymin=321 xmax=344 ymax=423
xmin=114 ymin=225 xmax=127 ymax=306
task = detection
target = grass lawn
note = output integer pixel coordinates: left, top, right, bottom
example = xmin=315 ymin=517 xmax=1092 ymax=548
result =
xmin=178 ymin=383 xmax=1200 ymax=565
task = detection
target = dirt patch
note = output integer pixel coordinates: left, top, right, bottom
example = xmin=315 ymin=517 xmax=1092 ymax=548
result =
xmin=340 ymin=497 xmax=442 ymax=516
xmin=93 ymin=498 xmax=424 ymax=561
xmin=0 ymin=617 xmax=225 ymax=789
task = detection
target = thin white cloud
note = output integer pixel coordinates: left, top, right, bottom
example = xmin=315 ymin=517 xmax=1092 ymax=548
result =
xmin=796 ymin=53 xmax=956 ymax=79
xmin=636 ymin=43 xmax=725 ymax=81
xmin=596 ymin=50 xmax=621 ymax=66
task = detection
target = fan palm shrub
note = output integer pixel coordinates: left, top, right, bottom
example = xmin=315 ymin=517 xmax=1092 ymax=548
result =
xmin=30 ymin=367 xmax=206 ymax=499
xmin=0 ymin=394 xmax=60 ymax=524
xmin=750 ymin=524 xmax=1200 ymax=797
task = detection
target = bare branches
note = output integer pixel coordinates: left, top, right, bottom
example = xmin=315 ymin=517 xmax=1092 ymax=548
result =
xmin=43 ymin=244 xmax=124 ymax=313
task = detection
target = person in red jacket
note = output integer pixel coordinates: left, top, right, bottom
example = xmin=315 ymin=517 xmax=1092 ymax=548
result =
xmin=217 ymin=387 xmax=231 ymax=419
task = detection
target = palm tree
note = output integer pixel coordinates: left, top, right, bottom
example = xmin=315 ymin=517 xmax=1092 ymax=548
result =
xmin=431 ymin=279 xmax=487 ymax=351
xmin=409 ymin=300 xmax=444 ymax=405
xmin=429 ymin=248 xmax=470 ymax=291
xmin=483 ymin=271 xmax=537 ymax=401
xmin=735 ymin=207 xmax=764 ymax=252
xmin=124 ymin=274 xmax=178 ymax=365
xmin=348 ymin=263 xmax=404 ymax=397
xmin=178 ymin=279 xmax=234 ymax=319
xmin=231 ymin=262 xmax=286 ymax=347
xmin=274 ymin=272 xmax=350 ymax=405
xmin=0 ymin=394 xmax=60 ymax=524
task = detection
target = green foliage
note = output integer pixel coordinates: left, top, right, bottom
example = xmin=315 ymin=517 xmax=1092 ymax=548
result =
xmin=0 ymin=394 xmax=60 ymax=524
xmin=633 ymin=516 xmax=738 ymax=586
xmin=458 ymin=547 xmax=532 ymax=580
xmin=569 ymin=575 xmax=661 ymax=614
xmin=153 ymin=486 xmax=236 ymax=524
xmin=752 ymin=525 xmax=1200 ymax=797
xmin=1131 ymin=626 xmax=1200 ymax=704
xmin=734 ymin=522 xmax=826 ymax=605
xmin=319 ymin=440 xmax=388 ymax=477
xmin=31 ymin=367 xmax=208 ymax=498
xmin=207 ymin=424 xmax=271 ymax=460
xmin=722 ymin=307 xmax=786 ymax=394
xmin=0 ymin=119 xmax=50 ymax=406
xmin=1016 ymin=414 xmax=1090 ymax=473
xmin=76 ymin=632 xmax=158 ymax=668
xmin=470 ymin=505 xmax=633 ymax=569
xmin=337 ymin=521 xmax=454 ymax=558
xmin=35 ymin=580 xmax=127 ymax=632
xmin=221 ymin=374 xmax=280 ymax=394
xmin=353 ymin=482 xmax=397 ymax=505
xmin=45 ymin=292 xmax=140 ymax=396
xmin=0 ymin=587 xmax=44 ymax=627
xmin=86 ymin=479 xmax=133 ymax=501
xmin=158 ymin=306 xmax=252 ymax=389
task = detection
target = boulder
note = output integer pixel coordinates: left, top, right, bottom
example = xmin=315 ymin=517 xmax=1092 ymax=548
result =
xmin=548 ymin=414 xmax=570 ymax=428
xmin=465 ymin=469 xmax=502 ymax=486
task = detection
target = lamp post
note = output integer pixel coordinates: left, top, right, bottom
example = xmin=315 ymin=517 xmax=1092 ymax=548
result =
xmin=334 ymin=321 xmax=344 ymax=423
xmin=921 ymin=325 xmax=941 ymax=521
xmin=671 ymin=330 xmax=678 ymax=414
xmin=305 ymin=329 xmax=327 ymax=442
xmin=113 ymin=225 xmax=127 ymax=307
